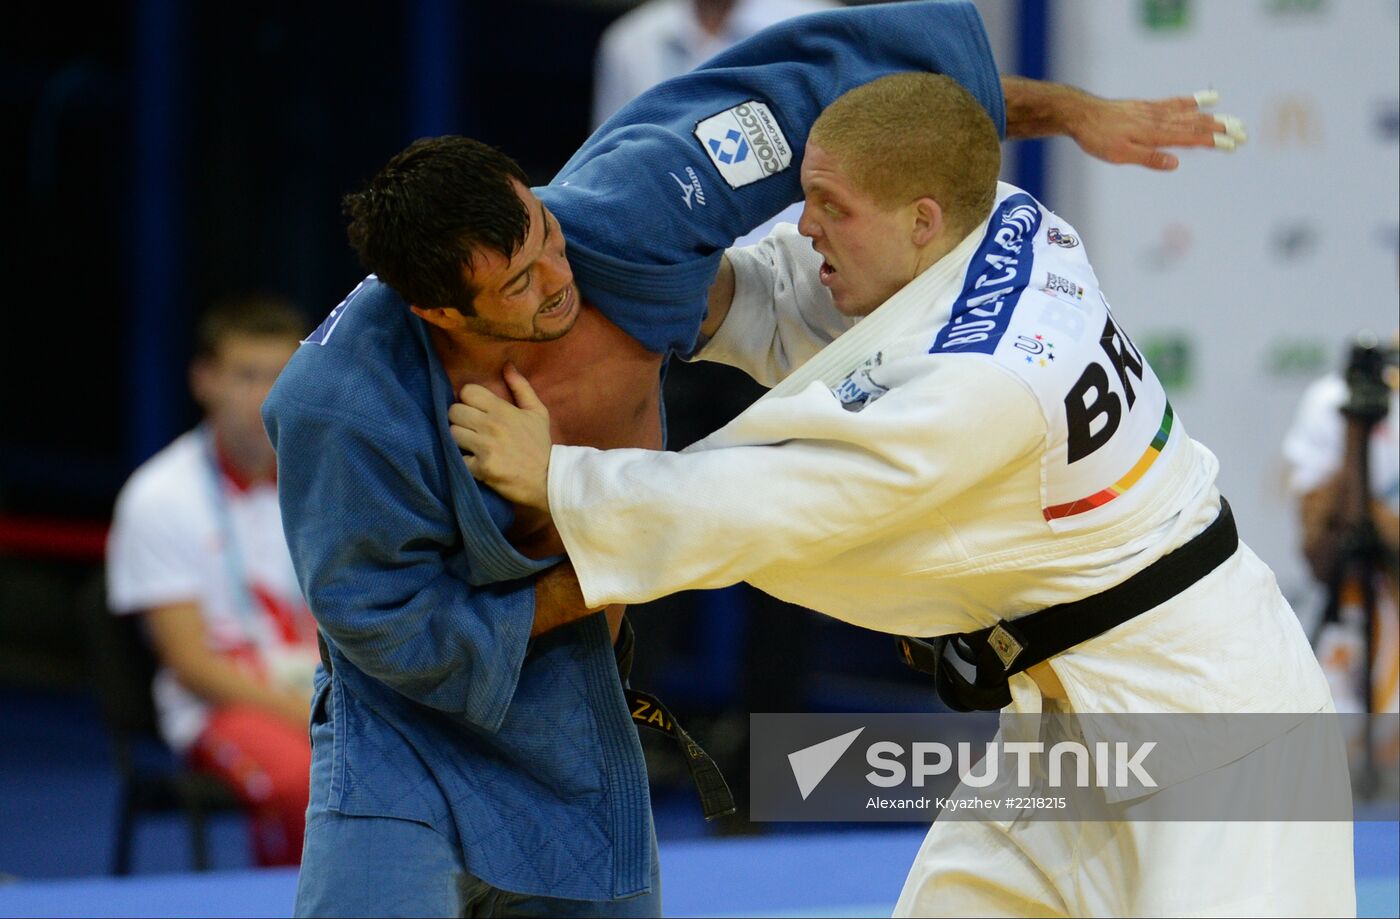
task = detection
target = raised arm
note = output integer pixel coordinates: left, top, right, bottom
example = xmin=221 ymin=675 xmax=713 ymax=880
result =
xmin=541 ymin=0 xmax=1003 ymax=356
xmin=1002 ymin=77 xmax=1246 ymax=170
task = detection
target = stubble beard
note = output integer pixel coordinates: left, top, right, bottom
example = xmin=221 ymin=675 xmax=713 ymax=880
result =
xmin=467 ymin=286 xmax=578 ymax=343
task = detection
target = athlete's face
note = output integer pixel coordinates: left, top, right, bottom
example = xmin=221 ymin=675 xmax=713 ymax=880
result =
xmin=797 ymin=143 xmax=919 ymax=317
xmin=460 ymin=181 xmax=580 ymax=342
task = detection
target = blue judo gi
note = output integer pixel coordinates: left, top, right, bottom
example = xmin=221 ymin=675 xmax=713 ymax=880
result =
xmin=262 ymin=1 xmax=1004 ymax=913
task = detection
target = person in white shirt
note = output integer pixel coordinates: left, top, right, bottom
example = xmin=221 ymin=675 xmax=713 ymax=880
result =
xmin=106 ymin=296 xmax=316 ymax=867
xmin=1282 ymin=335 xmax=1399 ymax=761
xmin=592 ymin=0 xmax=839 ymax=130
xmin=454 ymin=73 xmax=1352 ymax=917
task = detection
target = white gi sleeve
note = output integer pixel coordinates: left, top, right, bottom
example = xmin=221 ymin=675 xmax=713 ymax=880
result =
xmin=549 ymin=357 xmax=1045 ymax=608
xmin=693 ymin=223 xmax=856 ymax=387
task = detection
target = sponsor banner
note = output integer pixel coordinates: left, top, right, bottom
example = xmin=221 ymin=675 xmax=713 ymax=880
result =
xmin=1049 ymin=0 xmax=1399 ymax=606
xmin=750 ymin=712 xmax=1396 ymax=822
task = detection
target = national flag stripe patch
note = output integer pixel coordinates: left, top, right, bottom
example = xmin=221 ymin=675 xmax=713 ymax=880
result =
xmin=1043 ymin=402 xmax=1175 ymax=521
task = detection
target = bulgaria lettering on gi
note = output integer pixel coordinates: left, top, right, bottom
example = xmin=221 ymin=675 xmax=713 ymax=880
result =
xmin=931 ymin=195 xmax=1042 ymax=355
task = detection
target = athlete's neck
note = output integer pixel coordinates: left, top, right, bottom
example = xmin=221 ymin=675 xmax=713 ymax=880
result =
xmin=424 ymin=323 xmax=560 ymax=396
xmin=912 ymin=230 xmax=966 ymax=280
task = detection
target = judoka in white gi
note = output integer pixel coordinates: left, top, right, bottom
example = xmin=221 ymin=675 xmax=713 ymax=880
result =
xmin=451 ymin=74 xmax=1356 ymax=917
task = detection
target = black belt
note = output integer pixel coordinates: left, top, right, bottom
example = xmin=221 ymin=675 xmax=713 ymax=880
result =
xmin=899 ymin=499 xmax=1239 ymax=712
xmin=317 ymin=614 xmax=736 ymax=820
xmin=613 ymin=615 xmax=736 ymax=820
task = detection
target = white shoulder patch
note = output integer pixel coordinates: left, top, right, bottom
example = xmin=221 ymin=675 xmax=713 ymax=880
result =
xmin=694 ymin=101 xmax=793 ymax=189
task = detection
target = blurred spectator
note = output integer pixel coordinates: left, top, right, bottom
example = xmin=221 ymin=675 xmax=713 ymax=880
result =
xmin=105 ymin=296 xmax=315 ymax=867
xmin=1282 ymin=332 xmax=1399 ymax=759
xmin=593 ymin=0 xmax=840 ymax=129
xmin=593 ymin=0 xmax=838 ymax=245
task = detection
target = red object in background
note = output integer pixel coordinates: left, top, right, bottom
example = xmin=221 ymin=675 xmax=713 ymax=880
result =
xmin=0 ymin=516 xmax=108 ymax=562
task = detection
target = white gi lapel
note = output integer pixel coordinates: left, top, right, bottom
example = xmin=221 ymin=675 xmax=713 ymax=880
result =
xmin=762 ymin=213 xmax=991 ymax=401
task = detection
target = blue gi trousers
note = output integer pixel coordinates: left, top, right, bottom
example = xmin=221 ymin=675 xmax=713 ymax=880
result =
xmin=294 ymin=715 xmax=662 ymax=918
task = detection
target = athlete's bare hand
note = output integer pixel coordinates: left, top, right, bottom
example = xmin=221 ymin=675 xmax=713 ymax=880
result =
xmin=1071 ymin=89 xmax=1246 ymax=171
xmin=449 ymin=364 xmax=553 ymax=512
xmin=1003 ymin=78 xmax=1247 ymax=171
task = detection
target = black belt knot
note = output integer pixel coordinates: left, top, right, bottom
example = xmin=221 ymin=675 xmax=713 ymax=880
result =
xmin=616 ymin=615 xmax=736 ymax=820
xmin=900 ymin=499 xmax=1239 ymax=712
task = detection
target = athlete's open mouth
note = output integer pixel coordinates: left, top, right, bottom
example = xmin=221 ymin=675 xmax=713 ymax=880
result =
xmin=538 ymin=285 xmax=574 ymax=317
xmin=819 ymin=260 xmax=837 ymax=284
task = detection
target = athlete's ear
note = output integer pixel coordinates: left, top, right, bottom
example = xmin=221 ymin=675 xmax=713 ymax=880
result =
xmin=410 ymin=304 xmax=457 ymax=330
xmin=910 ymin=197 xmax=944 ymax=248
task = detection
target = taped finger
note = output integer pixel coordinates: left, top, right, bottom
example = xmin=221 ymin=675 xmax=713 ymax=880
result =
xmin=1213 ymin=114 xmax=1248 ymax=143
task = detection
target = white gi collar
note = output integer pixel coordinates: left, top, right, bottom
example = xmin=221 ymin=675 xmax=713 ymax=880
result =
xmin=765 ymin=211 xmax=992 ymax=400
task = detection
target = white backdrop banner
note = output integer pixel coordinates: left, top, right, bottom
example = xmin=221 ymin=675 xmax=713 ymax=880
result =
xmin=1045 ymin=0 xmax=1399 ymax=608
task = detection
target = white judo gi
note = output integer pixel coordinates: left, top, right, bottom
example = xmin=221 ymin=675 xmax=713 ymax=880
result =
xmin=546 ymin=184 xmax=1356 ymax=917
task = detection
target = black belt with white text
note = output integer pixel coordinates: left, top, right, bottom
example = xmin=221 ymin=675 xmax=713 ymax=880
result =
xmin=614 ymin=614 xmax=736 ymax=820
xmin=898 ymin=499 xmax=1239 ymax=712
xmin=316 ymin=614 xmax=736 ymax=821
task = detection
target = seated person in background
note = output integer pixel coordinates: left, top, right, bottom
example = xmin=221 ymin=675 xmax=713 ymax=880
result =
xmin=1282 ymin=332 xmax=1399 ymax=755
xmin=106 ymin=295 xmax=316 ymax=867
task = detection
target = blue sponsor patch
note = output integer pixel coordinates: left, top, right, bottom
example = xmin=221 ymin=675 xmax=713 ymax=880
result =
xmin=304 ymin=276 xmax=371 ymax=346
xmin=930 ymin=195 xmax=1041 ymax=355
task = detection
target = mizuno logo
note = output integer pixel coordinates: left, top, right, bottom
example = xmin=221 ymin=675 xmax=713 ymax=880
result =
xmin=669 ymin=166 xmax=707 ymax=210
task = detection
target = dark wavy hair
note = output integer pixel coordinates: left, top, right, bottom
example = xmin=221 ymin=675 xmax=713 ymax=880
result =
xmin=343 ymin=136 xmax=530 ymax=315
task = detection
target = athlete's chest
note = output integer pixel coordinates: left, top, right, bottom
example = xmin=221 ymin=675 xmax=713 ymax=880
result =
xmin=526 ymin=309 xmax=665 ymax=451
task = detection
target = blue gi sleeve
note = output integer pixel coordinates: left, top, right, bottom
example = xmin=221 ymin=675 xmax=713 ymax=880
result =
xmin=538 ymin=0 xmax=1003 ymax=356
xmin=264 ymin=398 xmax=534 ymax=733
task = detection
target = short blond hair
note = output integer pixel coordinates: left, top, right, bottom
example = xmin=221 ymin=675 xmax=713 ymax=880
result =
xmin=809 ymin=72 xmax=1001 ymax=237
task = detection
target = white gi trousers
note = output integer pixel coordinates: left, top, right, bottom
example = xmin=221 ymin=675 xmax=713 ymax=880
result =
xmin=894 ymin=699 xmax=1356 ymax=918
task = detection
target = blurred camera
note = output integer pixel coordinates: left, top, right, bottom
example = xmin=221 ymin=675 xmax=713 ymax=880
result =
xmin=1342 ymin=333 xmax=1395 ymax=423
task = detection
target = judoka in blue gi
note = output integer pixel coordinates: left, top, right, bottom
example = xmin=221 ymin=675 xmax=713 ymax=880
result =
xmin=262 ymin=2 xmax=1242 ymax=915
